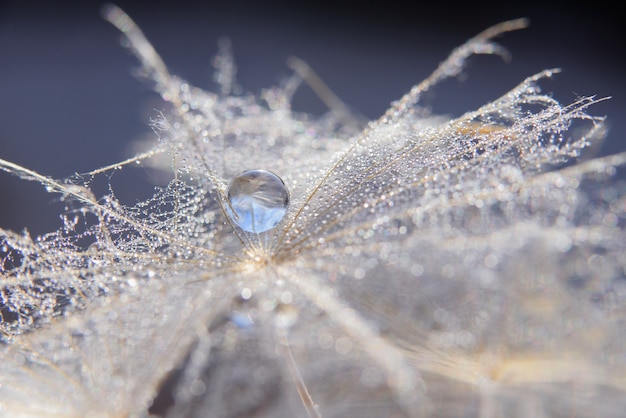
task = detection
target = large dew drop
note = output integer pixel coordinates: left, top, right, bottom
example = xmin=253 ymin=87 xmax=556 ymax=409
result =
xmin=226 ymin=169 xmax=289 ymax=233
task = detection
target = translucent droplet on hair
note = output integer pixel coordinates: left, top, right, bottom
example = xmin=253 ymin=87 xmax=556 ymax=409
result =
xmin=226 ymin=169 xmax=289 ymax=233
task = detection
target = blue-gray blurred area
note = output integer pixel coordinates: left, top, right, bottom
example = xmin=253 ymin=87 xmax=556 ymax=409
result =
xmin=0 ymin=0 xmax=624 ymax=237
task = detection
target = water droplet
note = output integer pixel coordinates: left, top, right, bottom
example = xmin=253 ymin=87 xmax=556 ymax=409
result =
xmin=230 ymin=312 xmax=255 ymax=329
xmin=226 ymin=169 xmax=289 ymax=233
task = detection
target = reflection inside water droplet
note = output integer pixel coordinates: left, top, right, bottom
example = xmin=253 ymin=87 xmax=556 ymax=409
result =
xmin=226 ymin=169 xmax=289 ymax=233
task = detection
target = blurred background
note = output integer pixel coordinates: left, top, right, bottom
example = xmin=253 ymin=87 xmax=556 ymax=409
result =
xmin=0 ymin=0 xmax=624 ymax=237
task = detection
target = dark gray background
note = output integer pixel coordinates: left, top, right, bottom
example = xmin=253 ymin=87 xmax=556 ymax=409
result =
xmin=1 ymin=0 xmax=624 ymax=236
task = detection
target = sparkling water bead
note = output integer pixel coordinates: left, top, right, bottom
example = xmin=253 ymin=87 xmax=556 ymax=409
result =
xmin=226 ymin=169 xmax=289 ymax=233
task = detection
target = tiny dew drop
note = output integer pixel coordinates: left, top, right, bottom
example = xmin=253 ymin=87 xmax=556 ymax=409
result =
xmin=226 ymin=169 xmax=289 ymax=233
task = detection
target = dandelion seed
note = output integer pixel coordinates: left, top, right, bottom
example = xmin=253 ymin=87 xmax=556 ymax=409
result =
xmin=0 ymin=4 xmax=624 ymax=418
